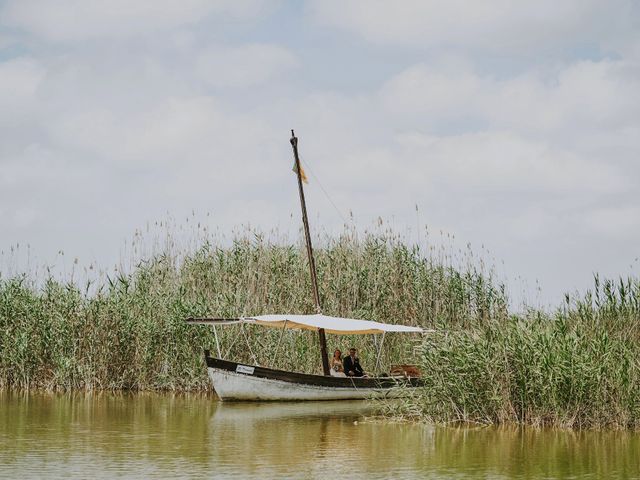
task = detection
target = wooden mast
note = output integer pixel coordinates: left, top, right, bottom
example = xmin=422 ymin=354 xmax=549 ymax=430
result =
xmin=290 ymin=130 xmax=331 ymax=376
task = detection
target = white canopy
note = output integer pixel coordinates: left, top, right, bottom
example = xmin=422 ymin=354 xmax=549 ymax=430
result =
xmin=186 ymin=313 xmax=428 ymax=335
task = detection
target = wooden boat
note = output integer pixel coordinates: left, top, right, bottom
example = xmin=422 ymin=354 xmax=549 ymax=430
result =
xmin=187 ymin=314 xmax=425 ymax=401
xmin=202 ymin=355 xmax=421 ymax=401
xmin=186 ymin=131 xmax=429 ymax=401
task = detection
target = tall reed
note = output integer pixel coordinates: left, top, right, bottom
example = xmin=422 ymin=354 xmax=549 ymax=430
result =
xmin=0 ymin=229 xmax=503 ymax=391
xmin=5 ymin=227 xmax=636 ymax=429
xmin=389 ymin=275 xmax=640 ymax=429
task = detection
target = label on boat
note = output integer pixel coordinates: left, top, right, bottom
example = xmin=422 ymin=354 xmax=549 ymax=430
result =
xmin=236 ymin=365 xmax=255 ymax=375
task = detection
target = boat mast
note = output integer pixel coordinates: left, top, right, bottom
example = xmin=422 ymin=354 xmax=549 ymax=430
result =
xmin=289 ymin=130 xmax=331 ymax=376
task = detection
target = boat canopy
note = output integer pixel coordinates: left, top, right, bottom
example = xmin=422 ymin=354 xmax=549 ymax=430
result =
xmin=186 ymin=313 xmax=428 ymax=335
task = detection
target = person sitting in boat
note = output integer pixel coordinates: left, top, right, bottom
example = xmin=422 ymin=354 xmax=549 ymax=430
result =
xmin=343 ymin=348 xmax=364 ymax=377
xmin=330 ymin=349 xmax=347 ymax=377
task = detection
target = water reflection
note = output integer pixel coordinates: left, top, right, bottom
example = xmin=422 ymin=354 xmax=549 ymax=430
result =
xmin=1 ymin=391 xmax=639 ymax=479
xmin=209 ymin=400 xmax=432 ymax=478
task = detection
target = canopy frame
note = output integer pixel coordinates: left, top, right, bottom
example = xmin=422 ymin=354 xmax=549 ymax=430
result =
xmin=270 ymin=319 xmax=288 ymax=365
xmin=212 ymin=324 xmax=222 ymax=358
xmin=374 ymin=332 xmax=386 ymax=372
xmin=187 ymin=313 xmax=431 ymax=374
xmin=185 ymin=314 xmax=428 ymax=336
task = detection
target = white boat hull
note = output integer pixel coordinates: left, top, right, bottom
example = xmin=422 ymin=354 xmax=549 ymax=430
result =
xmin=208 ymin=367 xmax=407 ymax=401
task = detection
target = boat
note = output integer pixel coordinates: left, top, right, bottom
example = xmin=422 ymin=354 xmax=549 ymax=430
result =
xmin=186 ymin=131 xmax=429 ymax=401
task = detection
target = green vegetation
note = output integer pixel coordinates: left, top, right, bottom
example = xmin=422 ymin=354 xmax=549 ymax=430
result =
xmin=0 ymin=230 xmax=502 ymax=391
xmin=2 ymin=229 xmax=638 ymax=429
xmin=387 ymin=275 xmax=640 ymax=430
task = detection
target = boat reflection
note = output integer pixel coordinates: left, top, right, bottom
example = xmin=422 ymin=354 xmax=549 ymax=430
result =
xmin=211 ymin=399 xmax=374 ymax=423
xmin=208 ymin=400 xmax=434 ymax=478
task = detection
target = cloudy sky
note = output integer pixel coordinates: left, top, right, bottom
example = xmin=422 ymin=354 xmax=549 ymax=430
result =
xmin=1 ymin=0 xmax=639 ymax=307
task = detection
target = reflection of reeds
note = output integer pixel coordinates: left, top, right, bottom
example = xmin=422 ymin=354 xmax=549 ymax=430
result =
xmin=388 ymin=275 xmax=640 ymax=429
xmin=0 ymin=228 xmax=504 ymax=391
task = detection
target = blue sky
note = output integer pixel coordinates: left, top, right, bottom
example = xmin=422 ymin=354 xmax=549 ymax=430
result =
xmin=1 ymin=0 xmax=639 ymax=307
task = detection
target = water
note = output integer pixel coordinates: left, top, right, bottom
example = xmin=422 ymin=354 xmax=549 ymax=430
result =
xmin=1 ymin=391 xmax=639 ymax=479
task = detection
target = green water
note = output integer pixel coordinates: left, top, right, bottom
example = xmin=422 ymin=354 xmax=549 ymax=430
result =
xmin=1 ymin=392 xmax=638 ymax=479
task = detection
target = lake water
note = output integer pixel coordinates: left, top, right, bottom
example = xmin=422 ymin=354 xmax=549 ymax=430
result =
xmin=1 ymin=391 xmax=639 ymax=479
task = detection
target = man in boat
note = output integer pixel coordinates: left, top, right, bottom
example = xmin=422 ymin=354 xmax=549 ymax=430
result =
xmin=343 ymin=348 xmax=364 ymax=377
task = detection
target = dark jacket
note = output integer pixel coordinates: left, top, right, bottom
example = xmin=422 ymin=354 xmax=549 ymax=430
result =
xmin=343 ymin=355 xmax=364 ymax=377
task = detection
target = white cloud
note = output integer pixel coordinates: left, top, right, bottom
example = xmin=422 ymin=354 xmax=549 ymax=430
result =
xmin=0 ymin=57 xmax=44 ymax=125
xmin=0 ymin=32 xmax=19 ymax=49
xmin=1 ymin=3 xmax=639 ymax=307
xmin=508 ymin=206 xmax=559 ymax=241
xmin=582 ymin=206 xmax=640 ymax=239
xmin=13 ymin=206 xmax=37 ymax=228
xmin=196 ymin=44 xmax=297 ymax=88
xmin=380 ymin=59 xmax=640 ymax=139
xmin=395 ymin=131 xmax=627 ymax=195
xmin=310 ymin=0 xmax=636 ymax=55
xmin=379 ymin=61 xmax=487 ymax=125
xmin=1 ymin=0 xmax=272 ymax=41
xmin=47 ymin=95 xmax=280 ymax=179
xmin=492 ymin=60 xmax=640 ymax=138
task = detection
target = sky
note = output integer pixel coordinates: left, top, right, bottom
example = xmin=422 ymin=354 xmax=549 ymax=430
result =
xmin=0 ymin=0 xmax=639 ymax=308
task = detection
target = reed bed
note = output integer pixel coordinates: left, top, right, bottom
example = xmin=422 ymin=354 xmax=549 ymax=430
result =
xmin=3 ymin=228 xmax=638 ymax=429
xmin=386 ymin=276 xmax=640 ymax=429
xmin=0 ymin=229 xmax=503 ymax=392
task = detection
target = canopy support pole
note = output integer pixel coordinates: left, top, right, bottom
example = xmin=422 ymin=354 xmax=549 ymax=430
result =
xmin=241 ymin=322 xmax=259 ymax=366
xmin=223 ymin=327 xmax=240 ymax=359
xmin=290 ymin=130 xmax=330 ymax=376
xmin=270 ymin=320 xmax=288 ymax=366
xmin=375 ymin=332 xmax=386 ymax=373
xmin=212 ymin=325 xmax=222 ymax=358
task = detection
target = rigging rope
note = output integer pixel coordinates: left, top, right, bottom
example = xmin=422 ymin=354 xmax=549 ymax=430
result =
xmin=300 ymin=156 xmax=351 ymax=226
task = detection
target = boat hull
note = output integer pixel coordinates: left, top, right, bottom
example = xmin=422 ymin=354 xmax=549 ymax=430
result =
xmin=205 ymin=354 xmax=421 ymax=401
